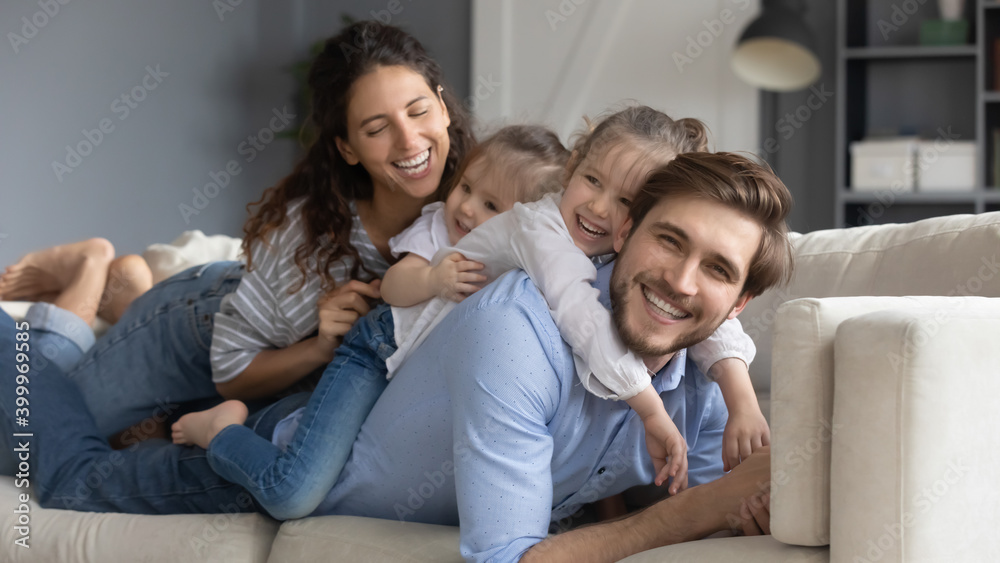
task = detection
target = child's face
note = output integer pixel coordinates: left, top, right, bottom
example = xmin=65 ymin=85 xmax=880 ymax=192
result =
xmin=559 ymin=146 xmax=652 ymax=257
xmin=444 ymin=156 xmax=516 ymax=245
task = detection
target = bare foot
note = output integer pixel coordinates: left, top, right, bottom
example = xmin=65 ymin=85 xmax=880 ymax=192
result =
xmin=0 ymin=238 xmax=114 ymax=301
xmin=171 ymin=400 xmax=249 ymax=449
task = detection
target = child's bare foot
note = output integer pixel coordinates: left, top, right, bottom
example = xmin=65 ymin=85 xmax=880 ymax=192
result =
xmin=0 ymin=238 xmax=114 ymax=301
xmin=171 ymin=400 xmax=249 ymax=449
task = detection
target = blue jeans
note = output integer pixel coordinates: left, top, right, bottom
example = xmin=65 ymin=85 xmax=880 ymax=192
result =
xmin=0 ymin=308 xmax=256 ymax=514
xmin=206 ymin=303 xmax=394 ymax=520
xmin=67 ymin=261 xmax=244 ymax=437
xmin=23 ymin=301 xmax=96 ymax=374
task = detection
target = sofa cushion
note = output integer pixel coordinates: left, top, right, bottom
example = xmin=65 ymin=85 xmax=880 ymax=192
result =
xmin=0 ymin=477 xmax=279 ymax=562
xmin=769 ymin=295 xmax=996 ymax=547
xmin=618 ymin=535 xmax=828 ymax=562
xmin=740 ymin=212 xmax=1000 ymax=397
xmin=831 ymin=305 xmax=1000 ymax=563
xmin=267 ymin=515 xmax=462 ymax=562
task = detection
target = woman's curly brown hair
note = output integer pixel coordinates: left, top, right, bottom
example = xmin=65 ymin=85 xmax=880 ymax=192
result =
xmin=241 ymin=21 xmax=476 ymax=292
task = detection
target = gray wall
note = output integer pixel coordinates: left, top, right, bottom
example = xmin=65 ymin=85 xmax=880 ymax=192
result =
xmin=0 ymin=0 xmax=470 ymax=265
xmin=759 ymin=0 xmax=838 ymax=233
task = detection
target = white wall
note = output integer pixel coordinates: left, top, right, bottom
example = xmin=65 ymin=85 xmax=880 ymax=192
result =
xmin=471 ymin=0 xmax=760 ymax=151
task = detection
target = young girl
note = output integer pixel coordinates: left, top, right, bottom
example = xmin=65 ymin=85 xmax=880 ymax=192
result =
xmin=172 ymin=124 xmax=571 ymax=520
xmin=385 ymin=106 xmax=768 ymax=494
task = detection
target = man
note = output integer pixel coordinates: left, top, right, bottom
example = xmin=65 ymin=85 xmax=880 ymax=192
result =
xmin=0 ymin=152 xmax=793 ymax=562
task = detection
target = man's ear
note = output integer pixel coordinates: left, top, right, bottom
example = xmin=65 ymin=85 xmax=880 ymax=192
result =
xmin=335 ymin=137 xmax=359 ymax=166
xmin=726 ymin=293 xmax=754 ymax=320
xmin=613 ymin=216 xmax=634 ymax=253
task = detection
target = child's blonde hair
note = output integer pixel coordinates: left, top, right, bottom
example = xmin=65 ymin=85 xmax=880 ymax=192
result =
xmin=567 ymin=105 xmax=710 ymax=186
xmin=445 ymin=124 xmax=570 ymax=205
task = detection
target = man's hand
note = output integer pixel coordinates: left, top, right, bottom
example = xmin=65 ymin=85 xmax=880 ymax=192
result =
xmin=642 ymin=411 xmax=689 ymax=494
xmin=732 ymin=482 xmax=770 ymax=536
xmin=722 ymin=402 xmax=770 ymax=471
xmin=315 ymin=279 xmax=381 ymax=360
xmin=430 ymin=252 xmax=486 ymax=302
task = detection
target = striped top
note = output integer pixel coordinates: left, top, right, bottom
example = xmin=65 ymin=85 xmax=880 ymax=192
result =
xmin=210 ymin=198 xmax=390 ymax=384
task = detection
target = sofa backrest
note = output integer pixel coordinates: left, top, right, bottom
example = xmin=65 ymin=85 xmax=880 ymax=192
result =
xmin=740 ymin=211 xmax=1000 ymax=396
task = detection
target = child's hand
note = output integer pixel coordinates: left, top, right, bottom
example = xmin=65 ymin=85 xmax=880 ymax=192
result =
xmin=722 ymin=402 xmax=770 ymax=472
xmin=430 ymin=252 xmax=486 ymax=302
xmin=642 ymin=411 xmax=688 ymax=495
xmin=315 ymin=279 xmax=382 ymax=359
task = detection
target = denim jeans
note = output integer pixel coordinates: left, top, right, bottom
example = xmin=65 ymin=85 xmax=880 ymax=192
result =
xmin=0 ymin=308 xmax=254 ymax=514
xmin=24 ymin=301 xmax=95 ymax=374
xmin=67 ymin=261 xmax=244 ymax=437
xmin=206 ymin=303 xmax=394 ymax=520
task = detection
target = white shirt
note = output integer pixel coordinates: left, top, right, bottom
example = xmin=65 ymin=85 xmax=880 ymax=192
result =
xmin=385 ymin=193 xmax=755 ymax=400
xmin=387 ymin=202 xmax=450 ymax=262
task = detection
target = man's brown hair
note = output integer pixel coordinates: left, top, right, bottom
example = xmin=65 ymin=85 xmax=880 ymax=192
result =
xmin=627 ymin=152 xmax=794 ymax=297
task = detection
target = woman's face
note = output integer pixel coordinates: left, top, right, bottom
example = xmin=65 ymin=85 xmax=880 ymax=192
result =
xmin=336 ymin=65 xmax=452 ymax=201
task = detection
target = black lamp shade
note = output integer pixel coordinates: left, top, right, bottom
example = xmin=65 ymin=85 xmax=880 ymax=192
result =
xmin=732 ymin=4 xmax=821 ymax=92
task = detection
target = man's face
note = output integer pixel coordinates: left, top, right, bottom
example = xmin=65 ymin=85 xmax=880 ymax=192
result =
xmin=610 ymin=194 xmax=762 ymax=365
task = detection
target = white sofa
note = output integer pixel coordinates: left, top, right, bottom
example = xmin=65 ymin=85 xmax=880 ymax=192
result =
xmin=2 ymin=211 xmax=999 ymax=562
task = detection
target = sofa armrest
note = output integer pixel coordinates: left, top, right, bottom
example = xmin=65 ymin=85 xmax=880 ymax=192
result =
xmin=831 ymin=304 xmax=1000 ymax=563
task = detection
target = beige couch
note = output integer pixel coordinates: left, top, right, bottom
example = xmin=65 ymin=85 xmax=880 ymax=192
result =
xmin=2 ymin=211 xmax=999 ymax=562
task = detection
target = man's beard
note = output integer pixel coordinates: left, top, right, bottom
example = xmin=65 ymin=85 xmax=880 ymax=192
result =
xmin=610 ymin=267 xmax=727 ymax=359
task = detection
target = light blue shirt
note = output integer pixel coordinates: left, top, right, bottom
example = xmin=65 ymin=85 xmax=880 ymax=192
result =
xmin=294 ymin=263 xmax=728 ymax=562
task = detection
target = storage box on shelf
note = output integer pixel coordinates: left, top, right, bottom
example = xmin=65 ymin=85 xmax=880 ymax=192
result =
xmin=836 ymin=0 xmax=995 ymax=227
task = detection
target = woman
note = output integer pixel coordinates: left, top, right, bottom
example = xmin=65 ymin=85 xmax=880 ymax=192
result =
xmin=21 ymin=20 xmax=475 ymax=440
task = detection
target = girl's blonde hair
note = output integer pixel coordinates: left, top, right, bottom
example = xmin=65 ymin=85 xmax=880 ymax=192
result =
xmin=567 ymin=105 xmax=710 ymax=183
xmin=445 ymin=124 xmax=570 ymax=205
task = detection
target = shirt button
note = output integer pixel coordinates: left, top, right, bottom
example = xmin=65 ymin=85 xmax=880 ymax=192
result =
xmin=597 ymin=467 xmax=606 ymax=475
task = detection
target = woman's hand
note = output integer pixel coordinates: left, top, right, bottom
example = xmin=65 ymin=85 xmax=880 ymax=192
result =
xmin=314 ymin=279 xmax=382 ymax=360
